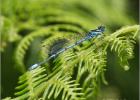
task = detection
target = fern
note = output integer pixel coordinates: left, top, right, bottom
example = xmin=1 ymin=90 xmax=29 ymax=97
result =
xmin=1 ymin=0 xmax=139 ymax=99
xmin=42 ymin=72 xmax=84 ymax=100
xmin=0 ymin=16 xmax=21 ymax=52
xmin=107 ymin=25 xmax=139 ymax=70
xmin=11 ymin=66 xmax=84 ymax=100
xmin=14 ymin=67 xmax=47 ymax=99
xmin=3 ymin=25 xmax=139 ymax=100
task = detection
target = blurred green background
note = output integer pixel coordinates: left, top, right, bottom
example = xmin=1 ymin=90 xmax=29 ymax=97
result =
xmin=1 ymin=0 xmax=139 ymax=99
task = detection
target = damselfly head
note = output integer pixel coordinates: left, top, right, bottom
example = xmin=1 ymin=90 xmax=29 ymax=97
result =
xmin=98 ymin=25 xmax=105 ymax=32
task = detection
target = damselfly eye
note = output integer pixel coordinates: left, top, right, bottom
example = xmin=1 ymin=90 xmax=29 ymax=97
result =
xmin=98 ymin=25 xmax=105 ymax=32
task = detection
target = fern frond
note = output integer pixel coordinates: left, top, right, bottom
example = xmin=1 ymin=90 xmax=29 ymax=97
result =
xmin=42 ymin=16 xmax=93 ymax=30
xmin=14 ymin=67 xmax=47 ymax=100
xmin=12 ymin=66 xmax=84 ymax=100
xmin=42 ymin=72 xmax=84 ymax=100
xmin=52 ymin=35 xmax=107 ymax=99
xmin=106 ymin=25 xmax=140 ymax=70
xmin=0 ymin=16 xmax=21 ymax=52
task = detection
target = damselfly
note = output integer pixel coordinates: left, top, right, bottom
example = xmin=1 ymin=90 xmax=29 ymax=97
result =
xmin=29 ymin=25 xmax=105 ymax=70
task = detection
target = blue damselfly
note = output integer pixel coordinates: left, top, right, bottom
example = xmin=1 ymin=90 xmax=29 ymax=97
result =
xmin=29 ymin=25 xmax=105 ymax=70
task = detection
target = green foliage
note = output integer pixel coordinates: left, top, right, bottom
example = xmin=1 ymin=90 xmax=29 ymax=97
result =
xmin=108 ymin=25 xmax=139 ymax=70
xmin=1 ymin=0 xmax=139 ymax=100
